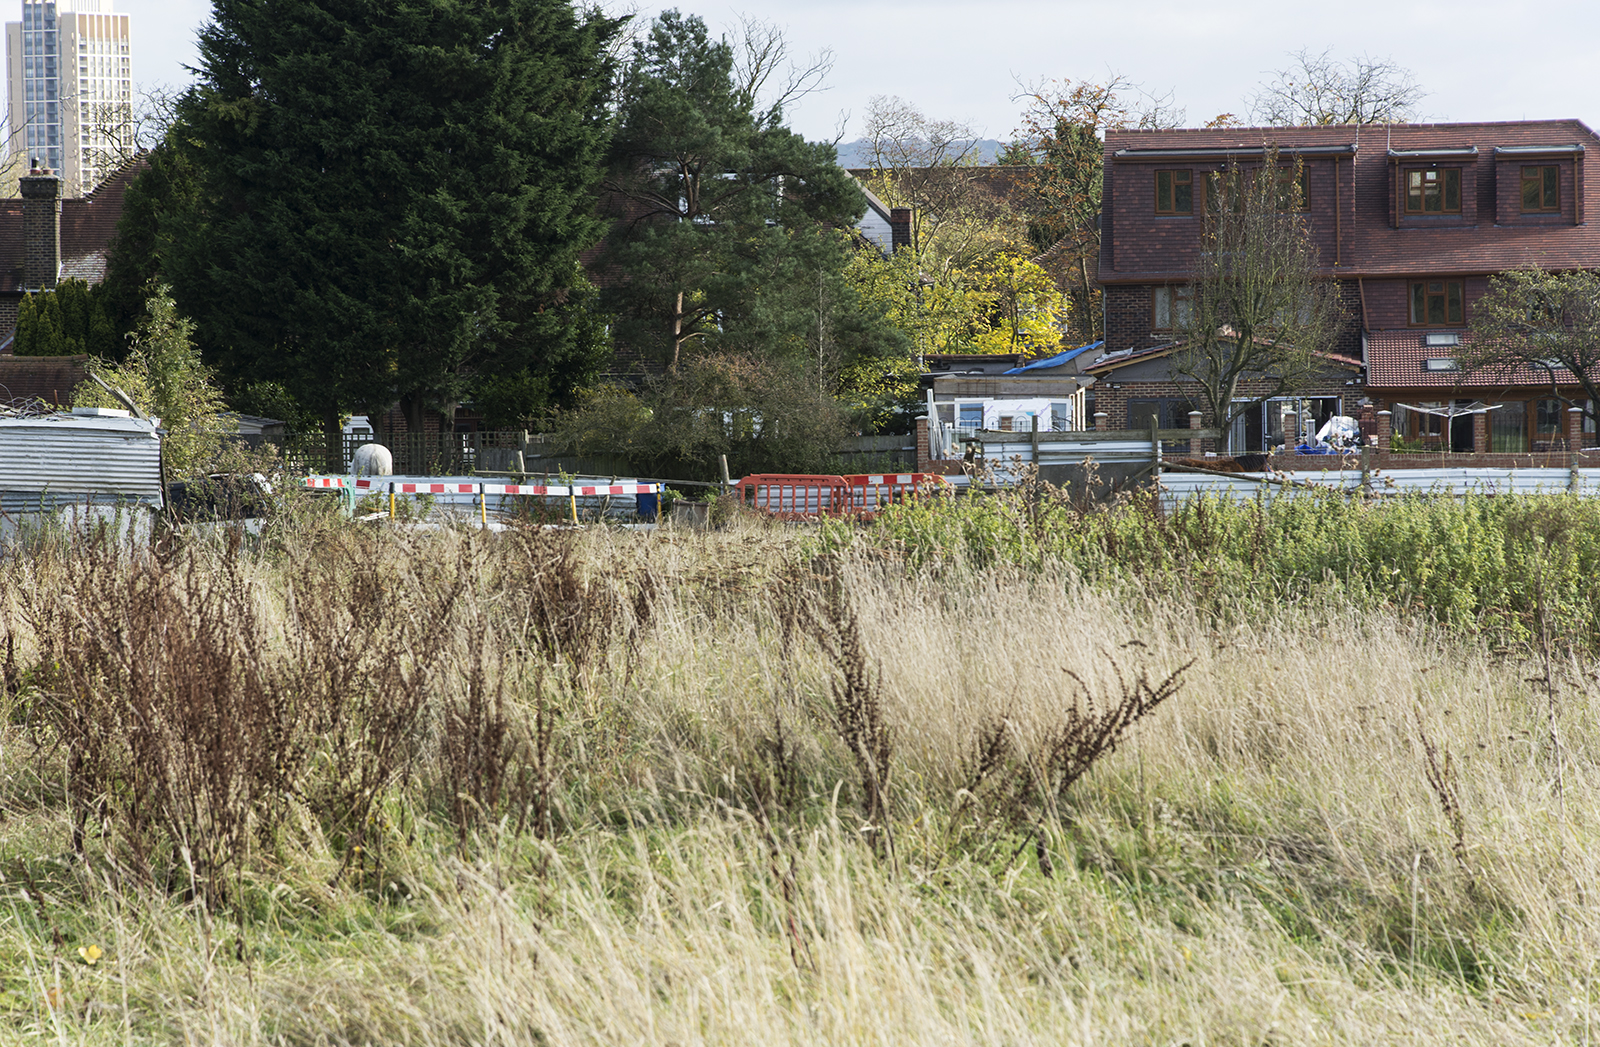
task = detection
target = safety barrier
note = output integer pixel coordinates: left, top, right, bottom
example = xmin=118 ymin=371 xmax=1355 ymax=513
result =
xmin=735 ymin=473 xmax=946 ymax=519
xmin=303 ymin=475 xmax=659 ymax=524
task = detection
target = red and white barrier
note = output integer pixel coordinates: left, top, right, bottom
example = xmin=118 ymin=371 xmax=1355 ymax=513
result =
xmin=305 ymin=476 xmax=659 ymax=498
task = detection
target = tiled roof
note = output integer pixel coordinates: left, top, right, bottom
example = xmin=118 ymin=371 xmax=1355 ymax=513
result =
xmin=0 ymin=354 xmax=90 ymax=407
xmin=1085 ymin=340 xmax=1361 ymax=374
xmin=0 ymin=159 xmax=147 ymax=294
xmin=1102 ymin=120 xmax=1600 ymax=280
xmin=1365 ymin=331 xmax=1590 ymax=390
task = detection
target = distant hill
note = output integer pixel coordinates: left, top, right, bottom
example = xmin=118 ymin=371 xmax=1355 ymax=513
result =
xmin=832 ymin=138 xmax=1010 ymax=168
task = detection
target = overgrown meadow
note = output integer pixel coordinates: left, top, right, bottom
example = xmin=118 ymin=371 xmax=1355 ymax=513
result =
xmin=0 ymin=485 xmax=1596 ymax=1045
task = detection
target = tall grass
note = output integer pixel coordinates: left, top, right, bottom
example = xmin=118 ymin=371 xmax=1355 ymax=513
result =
xmin=0 ymin=500 xmax=1594 ymax=1044
xmin=829 ymin=481 xmax=1600 ymax=649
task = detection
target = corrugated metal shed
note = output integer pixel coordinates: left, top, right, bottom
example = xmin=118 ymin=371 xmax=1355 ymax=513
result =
xmin=0 ymin=411 xmax=163 ymax=510
xmin=1158 ymin=467 xmax=1600 ymax=510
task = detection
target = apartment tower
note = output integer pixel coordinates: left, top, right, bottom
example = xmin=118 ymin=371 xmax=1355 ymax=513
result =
xmin=5 ymin=0 xmax=132 ymax=196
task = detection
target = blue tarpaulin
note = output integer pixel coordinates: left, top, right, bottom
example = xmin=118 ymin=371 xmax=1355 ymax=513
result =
xmin=1002 ymin=341 xmax=1103 ymax=375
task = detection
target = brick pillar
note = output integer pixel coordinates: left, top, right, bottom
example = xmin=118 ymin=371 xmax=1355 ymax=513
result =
xmin=1472 ymin=410 xmax=1488 ymax=457
xmin=19 ymin=170 xmax=61 ymax=290
xmin=1094 ymin=411 xmax=1109 ymax=432
xmin=1568 ymin=406 xmax=1584 ymax=468
xmin=915 ymin=414 xmax=931 ymax=472
xmin=1280 ymin=409 xmax=1298 ymax=459
xmin=1188 ymin=410 xmax=1202 ymax=457
xmin=1377 ymin=410 xmax=1392 ymax=469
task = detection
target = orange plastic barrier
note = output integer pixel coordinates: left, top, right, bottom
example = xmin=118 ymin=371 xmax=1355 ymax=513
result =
xmin=734 ymin=474 xmax=849 ymax=518
xmin=839 ymin=473 xmax=946 ymax=515
xmin=736 ymin=473 xmax=946 ymax=519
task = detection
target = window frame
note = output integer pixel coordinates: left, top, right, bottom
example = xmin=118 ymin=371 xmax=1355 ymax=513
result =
xmin=1403 ymin=167 xmax=1462 ymax=215
xmin=1154 ymin=169 xmax=1193 ymax=215
xmin=1408 ymin=279 xmax=1465 ymax=327
xmin=1151 ymin=285 xmax=1194 ymax=332
xmin=1276 ymin=165 xmax=1310 ymax=212
xmin=1520 ymin=165 xmax=1560 ymax=213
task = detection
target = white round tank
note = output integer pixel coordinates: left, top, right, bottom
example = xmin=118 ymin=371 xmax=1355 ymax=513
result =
xmin=351 ymin=443 xmax=393 ymax=476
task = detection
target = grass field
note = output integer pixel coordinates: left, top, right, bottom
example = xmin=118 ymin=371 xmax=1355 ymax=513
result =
xmin=0 ymin=492 xmax=1595 ymax=1045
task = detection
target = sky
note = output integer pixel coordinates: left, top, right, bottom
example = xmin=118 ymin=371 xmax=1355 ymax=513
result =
xmin=116 ymin=0 xmax=1600 ymax=146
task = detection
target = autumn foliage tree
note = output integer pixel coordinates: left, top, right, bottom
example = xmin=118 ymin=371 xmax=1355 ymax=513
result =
xmin=1008 ymin=77 xmax=1186 ymax=341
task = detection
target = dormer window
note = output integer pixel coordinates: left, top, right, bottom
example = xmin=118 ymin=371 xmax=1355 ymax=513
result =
xmin=1406 ymin=169 xmax=1460 ymax=214
xmin=1521 ymin=166 xmax=1559 ymax=212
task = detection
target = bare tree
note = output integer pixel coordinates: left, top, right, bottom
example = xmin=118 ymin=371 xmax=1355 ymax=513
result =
xmin=1462 ymin=268 xmax=1600 ymax=426
xmin=1251 ymin=49 xmax=1424 ymax=126
xmin=858 ymin=96 xmax=1023 ymax=280
xmin=730 ymin=14 xmax=833 ymax=126
xmin=1173 ymin=155 xmax=1345 ymax=442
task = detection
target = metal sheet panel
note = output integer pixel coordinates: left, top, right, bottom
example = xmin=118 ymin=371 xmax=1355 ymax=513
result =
xmin=0 ymin=414 xmax=163 ymax=506
xmin=1158 ymin=467 xmax=1600 ymax=510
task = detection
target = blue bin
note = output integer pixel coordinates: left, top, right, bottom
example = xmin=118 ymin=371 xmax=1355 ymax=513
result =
xmin=636 ymin=491 xmax=659 ymax=521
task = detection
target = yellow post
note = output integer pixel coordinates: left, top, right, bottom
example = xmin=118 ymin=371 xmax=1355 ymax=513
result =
xmin=389 ymin=482 xmax=395 ymax=519
xmin=569 ymin=487 xmax=579 ymax=525
xmin=480 ymin=483 xmax=487 ymax=527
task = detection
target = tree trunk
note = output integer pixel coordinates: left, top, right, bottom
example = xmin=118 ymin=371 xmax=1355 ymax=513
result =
xmin=671 ymin=290 xmax=685 ymax=374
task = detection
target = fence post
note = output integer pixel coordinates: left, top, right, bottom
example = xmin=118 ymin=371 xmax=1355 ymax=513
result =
xmin=389 ymin=481 xmax=395 ymax=520
xmin=1376 ymin=410 xmax=1392 ymax=470
xmin=1569 ymin=407 xmax=1584 ymax=491
xmin=1150 ymin=416 xmax=1162 ymax=478
xmin=1359 ymin=445 xmax=1372 ymax=499
xmin=1030 ymin=413 xmax=1040 ymax=462
xmin=1188 ymin=410 xmax=1202 ymax=457
xmin=1094 ymin=411 xmax=1109 ymax=433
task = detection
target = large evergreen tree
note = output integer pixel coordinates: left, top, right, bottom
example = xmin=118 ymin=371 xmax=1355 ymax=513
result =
xmin=601 ymin=11 xmax=901 ymax=381
xmin=164 ymin=0 xmax=620 ymax=463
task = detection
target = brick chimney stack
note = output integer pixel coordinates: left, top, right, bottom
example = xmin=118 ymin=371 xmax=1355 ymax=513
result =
xmin=20 ymin=168 xmax=61 ymax=291
xmin=889 ymin=207 xmax=912 ymax=253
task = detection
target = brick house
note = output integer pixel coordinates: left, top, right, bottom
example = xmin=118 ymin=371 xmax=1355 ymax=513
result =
xmin=0 ymin=161 xmax=141 ymax=346
xmin=1095 ymin=119 xmax=1600 ymax=460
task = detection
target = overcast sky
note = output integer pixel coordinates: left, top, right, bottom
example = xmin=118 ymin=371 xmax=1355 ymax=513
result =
xmin=122 ymin=0 xmax=1600 ymax=145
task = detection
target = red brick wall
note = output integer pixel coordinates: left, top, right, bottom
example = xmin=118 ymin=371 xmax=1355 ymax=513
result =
xmin=1108 ymin=157 xmax=1347 ymax=276
xmin=1364 ymin=275 xmax=1491 ymax=331
xmin=1091 ymin=375 xmax=1355 ymax=431
xmin=1103 ymin=284 xmax=1155 ymax=350
xmin=1492 ymin=157 xmax=1577 ymax=225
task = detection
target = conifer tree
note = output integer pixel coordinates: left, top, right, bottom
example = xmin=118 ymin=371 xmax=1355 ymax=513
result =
xmin=601 ymin=11 xmax=901 ymax=381
xmin=164 ymin=0 xmax=621 ymax=464
xmin=13 ymin=280 xmax=118 ymax=358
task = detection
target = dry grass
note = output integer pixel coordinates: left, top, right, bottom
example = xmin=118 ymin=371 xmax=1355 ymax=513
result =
xmin=0 ymin=512 xmax=1595 ymax=1045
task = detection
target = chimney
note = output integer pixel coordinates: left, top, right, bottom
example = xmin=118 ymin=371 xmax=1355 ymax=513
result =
xmin=20 ymin=169 xmax=61 ymax=291
xmin=889 ymin=207 xmax=912 ymax=253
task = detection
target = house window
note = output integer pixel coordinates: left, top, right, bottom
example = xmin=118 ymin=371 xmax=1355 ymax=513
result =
xmin=1155 ymin=170 xmax=1192 ymax=214
xmin=1050 ymin=401 xmax=1071 ymax=431
xmin=1409 ymin=280 xmax=1464 ymax=326
xmin=1521 ymin=165 xmax=1559 ymax=212
xmin=1405 ymin=168 xmax=1461 ymax=214
xmin=1151 ymin=285 xmax=1193 ymax=331
xmin=957 ymin=403 xmax=983 ymax=431
xmin=1276 ymin=166 xmax=1310 ymax=212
